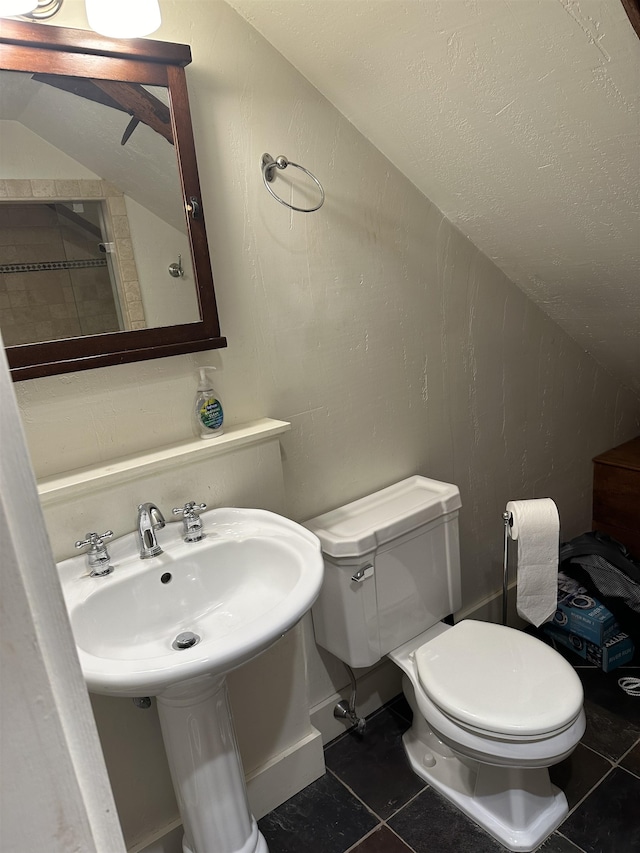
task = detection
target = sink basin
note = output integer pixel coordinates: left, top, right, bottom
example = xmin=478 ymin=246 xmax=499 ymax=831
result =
xmin=59 ymin=507 xmax=324 ymax=697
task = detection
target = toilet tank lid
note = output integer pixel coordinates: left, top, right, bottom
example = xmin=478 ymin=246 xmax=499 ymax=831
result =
xmin=304 ymin=476 xmax=461 ymax=558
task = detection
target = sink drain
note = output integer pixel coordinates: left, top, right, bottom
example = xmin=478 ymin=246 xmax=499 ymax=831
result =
xmin=172 ymin=631 xmax=200 ymax=650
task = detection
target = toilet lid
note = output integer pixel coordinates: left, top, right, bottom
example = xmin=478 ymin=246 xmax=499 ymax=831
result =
xmin=414 ymin=621 xmax=583 ymax=738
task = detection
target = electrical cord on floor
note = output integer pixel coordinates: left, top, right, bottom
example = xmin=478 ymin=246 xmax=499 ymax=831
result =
xmin=617 ymin=676 xmax=640 ymax=696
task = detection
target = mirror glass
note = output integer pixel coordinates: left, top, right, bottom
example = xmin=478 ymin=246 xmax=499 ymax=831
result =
xmin=0 ymin=68 xmax=201 ymax=347
xmin=0 ymin=20 xmax=225 ymax=381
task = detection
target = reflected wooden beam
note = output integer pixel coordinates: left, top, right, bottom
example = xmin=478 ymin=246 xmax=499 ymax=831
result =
xmin=91 ymin=79 xmax=173 ymax=144
xmin=621 ymin=0 xmax=640 ymax=38
xmin=32 ymin=73 xmax=173 ymax=145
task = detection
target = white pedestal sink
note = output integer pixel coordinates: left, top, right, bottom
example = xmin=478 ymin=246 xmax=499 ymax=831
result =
xmin=157 ymin=678 xmax=268 ymax=853
xmin=58 ymin=508 xmax=324 ymax=853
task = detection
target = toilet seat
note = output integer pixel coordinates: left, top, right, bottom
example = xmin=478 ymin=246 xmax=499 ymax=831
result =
xmin=414 ymin=620 xmax=583 ymax=739
xmin=391 ymin=625 xmax=586 ymax=769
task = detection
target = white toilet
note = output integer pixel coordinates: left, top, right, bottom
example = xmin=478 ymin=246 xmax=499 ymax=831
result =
xmin=306 ymin=476 xmax=585 ymax=852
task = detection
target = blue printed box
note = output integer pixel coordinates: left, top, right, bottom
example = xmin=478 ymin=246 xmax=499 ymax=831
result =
xmin=586 ymin=632 xmax=635 ymax=671
xmin=552 ymin=573 xmax=619 ymax=646
xmin=543 ymin=623 xmax=635 ymax=673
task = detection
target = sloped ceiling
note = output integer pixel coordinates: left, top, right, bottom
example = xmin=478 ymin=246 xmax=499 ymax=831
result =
xmin=227 ymin=0 xmax=640 ymax=396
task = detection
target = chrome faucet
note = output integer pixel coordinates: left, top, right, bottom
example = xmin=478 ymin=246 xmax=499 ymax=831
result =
xmin=172 ymin=501 xmax=207 ymax=542
xmin=137 ymin=502 xmax=166 ymax=559
xmin=75 ymin=530 xmax=114 ymax=577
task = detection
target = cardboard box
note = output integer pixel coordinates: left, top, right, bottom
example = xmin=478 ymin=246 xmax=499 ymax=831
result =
xmin=543 ymin=623 xmax=588 ymax=659
xmin=586 ymin=632 xmax=635 ymax=671
xmin=552 ymin=573 xmax=619 ymax=646
xmin=543 ymin=623 xmax=635 ymax=673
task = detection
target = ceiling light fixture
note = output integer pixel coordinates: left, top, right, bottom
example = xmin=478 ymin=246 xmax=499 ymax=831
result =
xmin=0 ymin=0 xmax=162 ymax=38
xmin=85 ymin=0 xmax=161 ymax=38
xmin=0 ymin=0 xmax=39 ymax=16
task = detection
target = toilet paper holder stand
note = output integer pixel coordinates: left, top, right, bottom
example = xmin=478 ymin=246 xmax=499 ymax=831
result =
xmin=501 ymin=511 xmax=513 ymax=627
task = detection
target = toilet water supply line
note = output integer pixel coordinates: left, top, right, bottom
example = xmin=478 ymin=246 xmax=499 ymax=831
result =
xmin=334 ymin=664 xmax=366 ymax=734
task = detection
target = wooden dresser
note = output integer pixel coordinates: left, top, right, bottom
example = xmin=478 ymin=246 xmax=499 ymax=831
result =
xmin=592 ymin=436 xmax=640 ymax=559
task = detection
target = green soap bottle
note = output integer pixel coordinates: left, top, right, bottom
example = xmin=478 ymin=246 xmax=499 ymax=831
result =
xmin=194 ymin=367 xmax=224 ymax=439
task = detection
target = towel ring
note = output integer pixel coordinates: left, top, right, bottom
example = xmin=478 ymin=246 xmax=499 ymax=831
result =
xmin=261 ymin=153 xmax=325 ymax=213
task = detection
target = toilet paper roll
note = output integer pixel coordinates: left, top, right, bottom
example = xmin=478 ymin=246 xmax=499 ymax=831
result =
xmin=506 ymin=498 xmax=559 ymax=627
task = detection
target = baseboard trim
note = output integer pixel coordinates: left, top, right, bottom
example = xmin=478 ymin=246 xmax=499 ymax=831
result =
xmin=245 ymin=727 xmax=325 ymax=819
xmin=128 ymin=820 xmax=182 ymax=853
xmin=130 ymin=728 xmax=325 ymax=852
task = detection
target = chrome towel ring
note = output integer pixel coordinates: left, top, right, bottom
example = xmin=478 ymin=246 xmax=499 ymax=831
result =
xmin=261 ymin=153 xmax=325 ymax=213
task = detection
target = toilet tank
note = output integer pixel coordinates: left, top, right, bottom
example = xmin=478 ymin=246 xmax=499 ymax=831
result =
xmin=305 ymin=476 xmax=462 ymax=668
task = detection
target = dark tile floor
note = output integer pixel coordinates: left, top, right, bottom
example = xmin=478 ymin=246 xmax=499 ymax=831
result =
xmin=259 ymin=653 xmax=640 ymax=853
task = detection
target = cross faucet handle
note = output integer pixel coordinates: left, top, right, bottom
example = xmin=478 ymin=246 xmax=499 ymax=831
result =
xmin=172 ymin=502 xmax=207 ymax=542
xmin=172 ymin=501 xmax=207 ymax=518
xmin=75 ymin=531 xmax=114 ymax=577
xmin=75 ymin=530 xmax=113 ymax=550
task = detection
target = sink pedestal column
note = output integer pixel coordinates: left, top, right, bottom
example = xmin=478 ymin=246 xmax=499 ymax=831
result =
xmin=157 ymin=677 xmax=269 ymax=853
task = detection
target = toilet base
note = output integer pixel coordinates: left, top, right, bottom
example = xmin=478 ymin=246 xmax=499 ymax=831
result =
xmin=402 ymin=721 xmax=568 ymax=852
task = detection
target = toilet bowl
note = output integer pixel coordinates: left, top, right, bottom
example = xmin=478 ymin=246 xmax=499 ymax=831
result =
xmin=305 ymin=476 xmax=585 ymax=852
xmin=390 ymin=621 xmax=585 ymax=851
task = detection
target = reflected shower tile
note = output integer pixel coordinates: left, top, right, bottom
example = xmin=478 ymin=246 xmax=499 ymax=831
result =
xmin=4 ymin=275 xmax=26 ymax=292
xmin=8 ymin=291 xmax=28 ymax=309
xmin=51 ymin=319 xmax=82 ymax=339
xmin=111 ymin=216 xmax=131 ymax=239
xmin=0 ymin=246 xmax=19 ymax=263
xmin=107 ymin=196 xmax=127 ymax=216
xmin=81 ymin=180 xmax=103 ymax=197
xmin=34 ymin=321 xmax=54 ymax=340
xmin=117 ymin=238 xmax=134 ymax=260
xmin=54 ymin=180 xmax=81 ymax=197
xmin=4 ymin=179 xmax=32 ymax=198
xmin=30 ymin=179 xmax=57 ymax=198
xmin=80 ymin=314 xmax=119 ymax=335
xmin=119 ymin=258 xmax=139 ymax=282
xmin=50 ymin=303 xmax=78 ymax=320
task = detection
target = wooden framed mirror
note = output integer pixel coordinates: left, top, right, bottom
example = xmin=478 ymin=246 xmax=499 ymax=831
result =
xmin=0 ymin=20 xmax=226 ymax=380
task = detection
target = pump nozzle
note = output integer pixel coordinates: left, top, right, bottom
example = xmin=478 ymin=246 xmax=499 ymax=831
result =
xmin=197 ymin=366 xmax=216 ymax=391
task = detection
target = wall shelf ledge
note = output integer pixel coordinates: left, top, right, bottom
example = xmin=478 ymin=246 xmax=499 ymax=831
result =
xmin=37 ymin=418 xmax=291 ymax=506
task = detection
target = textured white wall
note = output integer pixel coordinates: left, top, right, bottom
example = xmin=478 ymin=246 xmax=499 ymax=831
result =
xmin=7 ymin=1 xmax=640 ymax=847
xmin=228 ymin=0 xmax=640 ymax=396
xmin=17 ymin=0 xmax=640 ymax=597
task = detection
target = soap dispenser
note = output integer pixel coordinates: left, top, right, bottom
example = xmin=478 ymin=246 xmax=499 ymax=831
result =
xmin=194 ymin=367 xmax=224 ymax=438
